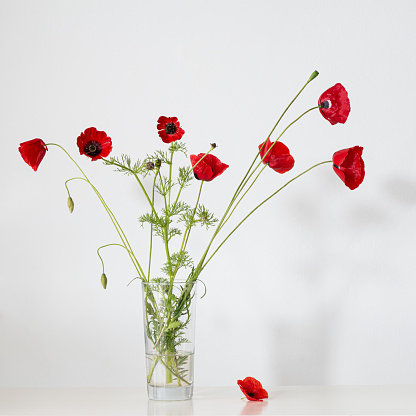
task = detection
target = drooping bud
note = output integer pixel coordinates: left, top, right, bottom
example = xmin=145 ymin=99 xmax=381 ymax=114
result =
xmin=210 ymin=143 xmax=217 ymax=149
xmin=146 ymin=161 xmax=155 ymax=171
xmin=308 ymin=70 xmax=319 ymax=82
xmin=101 ymin=273 xmax=107 ymax=289
xmin=155 ymin=158 xmax=162 ymax=168
xmin=67 ymin=196 xmax=74 ymax=213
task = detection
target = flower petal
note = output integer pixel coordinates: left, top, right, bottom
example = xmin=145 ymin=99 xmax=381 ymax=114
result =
xmin=258 ymin=139 xmax=294 ymax=174
xmin=332 ymin=146 xmax=365 ymax=190
xmin=157 ymin=116 xmax=185 ymax=143
xmin=19 ymin=139 xmax=48 ymax=171
xmin=319 ymin=83 xmax=351 ymax=125
xmin=77 ymin=127 xmax=112 ymax=161
xmin=190 ymin=153 xmax=229 ymax=182
xmin=237 ymin=377 xmax=268 ymax=401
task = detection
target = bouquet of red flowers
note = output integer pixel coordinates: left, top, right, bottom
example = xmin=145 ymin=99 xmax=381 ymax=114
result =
xmin=19 ymin=70 xmax=364 ymax=398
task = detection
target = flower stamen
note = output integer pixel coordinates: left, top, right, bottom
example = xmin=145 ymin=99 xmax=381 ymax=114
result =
xmin=165 ymin=122 xmax=177 ymax=135
xmin=84 ymin=141 xmax=102 ymax=157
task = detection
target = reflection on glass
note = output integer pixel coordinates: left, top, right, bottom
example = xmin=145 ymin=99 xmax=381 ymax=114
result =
xmin=147 ymin=397 xmax=194 ymax=416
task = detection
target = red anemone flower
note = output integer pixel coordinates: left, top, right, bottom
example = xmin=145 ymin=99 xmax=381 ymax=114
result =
xmin=258 ymin=138 xmax=294 ymax=174
xmin=190 ymin=153 xmax=229 ymax=182
xmin=333 ymin=146 xmax=365 ymax=190
xmin=237 ymin=377 xmax=268 ymax=402
xmin=19 ymin=139 xmax=48 ymax=171
xmin=318 ymin=83 xmax=351 ymax=125
xmin=157 ymin=116 xmax=185 ymax=143
xmin=77 ymin=127 xmax=112 ymax=161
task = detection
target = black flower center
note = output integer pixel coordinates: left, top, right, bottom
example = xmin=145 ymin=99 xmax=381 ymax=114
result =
xmin=84 ymin=140 xmax=102 ymax=157
xmin=321 ymin=100 xmax=331 ymax=109
xmin=165 ymin=122 xmax=177 ymax=135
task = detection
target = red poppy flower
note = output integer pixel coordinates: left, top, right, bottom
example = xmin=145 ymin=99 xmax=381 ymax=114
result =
xmin=157 ymin=116 xmax=185 ymax=144
xmin=318 ymin=83 xmax=351 ymax=125
xmin=333 ymin=146 xmax=365 ymax=190
xmin=258 ymin=138 xmax=294 ymax=174
xmin=237 ymin=377 xmax=268 ymax=401
xmin=19 ymin=138 xmax=48 ymax=171
xmin=190 ymin=153 xmax=229 ymax=182
xmin=77 ymin=127 xmax=112 ymax=161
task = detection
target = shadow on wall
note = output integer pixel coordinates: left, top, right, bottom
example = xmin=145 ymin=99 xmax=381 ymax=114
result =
xmin=270 ymin=307 xmax=337 ymax=385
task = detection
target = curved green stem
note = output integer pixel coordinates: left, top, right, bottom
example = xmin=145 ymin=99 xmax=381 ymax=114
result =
xmin=65 ymin=177 xmax=84 ymax=197
xmin=236 ymin=106 xmax=319 ymax=199
xmin=219 ymin=165 xmax=267 ymax=232
xmin=192 ymin=106 xmax=319 ymax=278
xmin=48 ymin=144 xmax=145 ymax=280
xmin=97 ymin=243 xmax=133 ymax=273
xmin=229 ymin=73 xmax=318 ymax=211
xmin=201 ymin=160 xmax=332 ymax=270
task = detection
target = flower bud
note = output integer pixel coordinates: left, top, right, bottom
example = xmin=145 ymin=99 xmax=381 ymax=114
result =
xmin=101 ymin=273 xmax=107 ymax=289
xmin=155 ymin=159 xmax=162 ymax=168
xmin=146 ymin=161 xmax=155 ymax=171
xmin=67 ymin=196 xmax=74 ymax=213
xmin=210 ymin=143 xmax=217 ymax=149
xmin=308 ymin=70 xmax=319 ymax=82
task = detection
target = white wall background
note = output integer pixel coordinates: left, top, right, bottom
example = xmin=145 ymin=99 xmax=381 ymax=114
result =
xmin=1 ymin=0 xmax=416 ymax=388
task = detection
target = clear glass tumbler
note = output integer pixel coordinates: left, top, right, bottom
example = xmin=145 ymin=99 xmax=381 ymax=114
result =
xmin=142 ymin=280 xmax=197 ymax=400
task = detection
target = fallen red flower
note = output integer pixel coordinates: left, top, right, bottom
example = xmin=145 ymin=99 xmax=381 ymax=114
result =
xmin=157 ymin=116 xmax=185 ymax=144
xmin=19 ymin=139 xmax=48 ymax=171
xmin=258 ymin=138 xmax=294 ymax=173
xmin=77 ymin=127 xmax=112 ymax=161
xmin=190 ymin=153 xmax=229 ymax=182
xmin=318 ymin=83 xmax=351 ymax=125
xmin=333 ymin=146 xmax=365 ymax=190
xmin=237 ymin=377 xmax=268 ymax=401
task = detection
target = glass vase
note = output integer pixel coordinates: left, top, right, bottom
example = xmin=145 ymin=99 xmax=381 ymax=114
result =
xmin=141 ymin=280 xmax=197 ymax=401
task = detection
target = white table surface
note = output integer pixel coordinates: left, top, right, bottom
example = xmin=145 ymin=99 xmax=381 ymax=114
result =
xmin=1 ymin=386 xmax=416 ymax=416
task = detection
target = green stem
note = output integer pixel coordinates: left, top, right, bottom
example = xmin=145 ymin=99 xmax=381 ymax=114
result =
xmin=168 ymin=151 xmax=174 ymax=207
xmin=172 ymin=181 xmax=204 ymax=280
xmin=228 ymin=74 xmax=318 ymax=212
xmin=182 ymin=181 xmax=204 ymax=252
xmin=159 ymin=356 xmax=191 ymax=386
xmin=219 ymin=165 xmax=267 ymax=232
xmin=157 ymin=170 xmax=172 ymax=277
xmin=147 ymin=355 xmax=159 ymax=384
xmin=49 ymin=145 xmax=145 ymax=279
xmin=192 ymin=106 xmax=320 ymax=278
xmin=201 ymin=160 xmax=332 ymax=270
xmin=237 ymin=106 xmax=319 ymax=199
xmin=97 ymin=243 xmax=133 ymax=273
xmin=103 ymin=158 xmax=161 ymax=223
xmin=171 ymin=145 xmax=215 ymax=212
xmin=147 ymin=170 xmax=159 ymax=281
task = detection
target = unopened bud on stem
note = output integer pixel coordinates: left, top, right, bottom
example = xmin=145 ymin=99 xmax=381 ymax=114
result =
xmin=101 ymin=273 xmax=107 ymax=289
xmin=308 ymin=70 xmax=319 ymax=82
xmin=146 ymin=161 xmax=155 ymax=171
xmin=67 ymin=196 xmax=74 ymax=213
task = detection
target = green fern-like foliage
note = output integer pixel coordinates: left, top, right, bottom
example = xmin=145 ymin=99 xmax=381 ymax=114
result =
xmin=103 ymin=154 xmax=147 ymax=176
